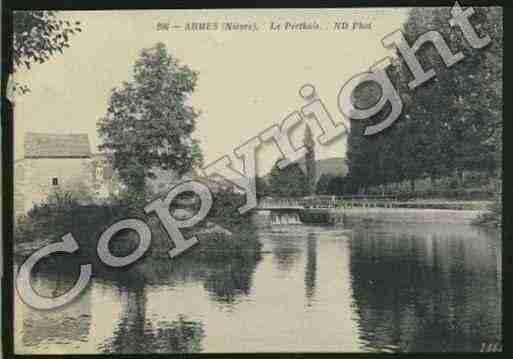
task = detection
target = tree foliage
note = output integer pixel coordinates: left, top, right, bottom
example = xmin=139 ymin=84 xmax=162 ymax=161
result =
xmin=98 ymin=42 xmax=203 ymax=203
xmin=345 ymin=6 xmax=502 ymax=194
xmin=255 ymin=176 xmax=271 ymax=199
xmin=316 ymin=174 xmax=346 ymax=195
xmin=13 ymin=11 xmax=82 ymax=70
xmin=268 ymin=161 xmax=308 ymax=198
xmin=12 ymin=11 xmax=82 ymax=92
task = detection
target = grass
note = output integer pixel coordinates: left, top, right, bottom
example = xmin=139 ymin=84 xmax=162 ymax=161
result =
xmin=473 ymin=195 xmax=502 ymax=229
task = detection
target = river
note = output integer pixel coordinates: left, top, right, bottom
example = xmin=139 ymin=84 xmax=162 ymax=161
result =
xmin=14 ymin=220 xmax=501 ymax=353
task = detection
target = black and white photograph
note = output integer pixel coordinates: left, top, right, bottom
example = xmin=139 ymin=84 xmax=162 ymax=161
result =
xmin=3 ymin=4 xmax=504 ymax=354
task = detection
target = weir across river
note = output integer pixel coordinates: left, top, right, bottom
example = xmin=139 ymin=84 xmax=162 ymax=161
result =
xmin=253 ymin=196 xmax=487 ymax=226
xmin=251 ymin=196 xmax=389 ymax=226
xmin=256 ymin=195 xmax=400 ymax=211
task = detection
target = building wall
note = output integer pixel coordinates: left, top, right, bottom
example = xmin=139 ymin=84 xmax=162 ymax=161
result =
xmin=14 ymin=161 xmax=25 ymax=218
xmin=90 ymin=156 xmax=120 ymax=201
xmin=22 ymin=158 xmax=94 ymax=212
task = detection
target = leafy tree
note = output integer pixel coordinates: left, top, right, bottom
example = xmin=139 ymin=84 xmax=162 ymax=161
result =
xmin=345 ymin=6 xmax=502 ymax=194
xmin=477 ymin=7 xmax=502 ymax=177
xmin=316 ymin=174 xmax=334 ymax=195
xmin=268 ymin=160 xmax=308 ymax=198
xmin=327 ymin=176 xmax=347 ymax=195
xmin=98 ymin=42 xmax=203 ymax=204
xmin=402 ymin=7 xmax=501 ymax=179
xmin=255 ymin=176 xmax=271 ymax=199
xmin=345 ymin=67 xmax=412 ymax=193
xmin=12 ymin=11 xmax=82 ymax=92
xmin=345 ymin=120 xmax=373 ymax=193
xmin=207 ymin=188 xmax=250 ymax=228
xmin=316 ymin=174 xmax=346 ymax=195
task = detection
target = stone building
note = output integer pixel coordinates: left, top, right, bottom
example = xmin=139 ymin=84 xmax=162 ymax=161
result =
xmin=91 ymin=153 xmax=120 ymax=200
xmin=14 ymin=132 xmax=120 ymax=218
xmin=14 ymin=133 xmax=240 ymax=219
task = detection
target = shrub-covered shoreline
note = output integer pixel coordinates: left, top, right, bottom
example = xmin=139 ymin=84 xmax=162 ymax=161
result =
xmin=473 ymin=195 xmax=502 ymax=229
xmin=14 ymin=188 xmax=262 ymax=270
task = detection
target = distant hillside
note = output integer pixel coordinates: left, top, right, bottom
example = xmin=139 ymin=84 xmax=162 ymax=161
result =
xmin=148 ymin=157 xmax=348 ymax=195
xmin=259 ymin=157 xmax=348 ymax=183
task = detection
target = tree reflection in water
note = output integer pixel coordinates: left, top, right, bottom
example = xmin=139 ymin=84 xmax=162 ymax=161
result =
xmin=16 ymin=222 xmax=500 ymax=353
xmin=304 ymin=234 xmax=318 ymax=307
xmin=349 ymin=223 xmax=501 ymax=352
xmin=203 ymin=257 xmax=259 ymax=304
xmin=268 ymin=229 xmax=302 ymax=273
xmin=100 ymin=272 xmax=205 ymax=353
xmin=99 ymin=248 xmax=260 ymax=353
xmin=20 ymin=266 xmax=93 ymax=349
xmin=103 ymin=284 xmax=205 ymax=353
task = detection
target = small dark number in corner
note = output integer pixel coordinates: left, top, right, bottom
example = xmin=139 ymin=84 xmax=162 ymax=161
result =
xmin=481 ymin=342 xmax=502 ymax=352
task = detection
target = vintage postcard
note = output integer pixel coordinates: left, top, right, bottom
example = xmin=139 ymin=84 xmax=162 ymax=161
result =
xmin=7 ymin=6 xmax=502 ymax=354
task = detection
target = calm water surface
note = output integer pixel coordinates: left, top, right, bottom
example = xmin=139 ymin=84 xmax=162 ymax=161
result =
xmin=15 ymin=221 xmax=501 ymax=353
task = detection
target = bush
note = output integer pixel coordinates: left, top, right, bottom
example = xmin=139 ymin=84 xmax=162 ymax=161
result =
xmin=474 ymin=194 xmax=502 ymax=228
xmin=15 ymin=186 xmax=261 ymax=260
xmin=393 ymin=188 xmax=494 ymax=201
xmin=206 ymin=188 xmax=252 ymax=228
xmin=363 ymin=173 xmax=496 ymax=201
xmin=14 ymin=182 xmax=263 ymax=276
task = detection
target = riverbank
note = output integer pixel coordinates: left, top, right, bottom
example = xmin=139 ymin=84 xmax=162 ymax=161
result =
xmin=13 ymin=203 xmax=261 ymax=267
xmin=314 ymin=198 xmax=496 ymax=226
xmin=379 ymin=200 xmax=491 ymax=210
xmin=329 ymin=199 xmax=491 ymax=211
xmin=252 ymin=200 xmax=493 ymax=227
xmin=340 ymin=207 xmax=487 ymax=225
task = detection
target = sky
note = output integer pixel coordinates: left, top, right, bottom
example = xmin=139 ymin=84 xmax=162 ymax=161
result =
xmin=12 ymin=9 xmax=409 ymax=175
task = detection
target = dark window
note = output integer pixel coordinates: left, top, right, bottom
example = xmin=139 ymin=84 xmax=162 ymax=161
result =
xmin=52 ymin=178 xmax=58 ymax=186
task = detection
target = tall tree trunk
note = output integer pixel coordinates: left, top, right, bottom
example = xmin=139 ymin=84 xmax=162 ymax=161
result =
xmin=304 ymin=126 xmax=316 ymax=196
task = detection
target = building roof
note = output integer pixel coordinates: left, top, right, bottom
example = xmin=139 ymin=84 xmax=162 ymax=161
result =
xmin=24 ymin=132 xmax=92 ymax=158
